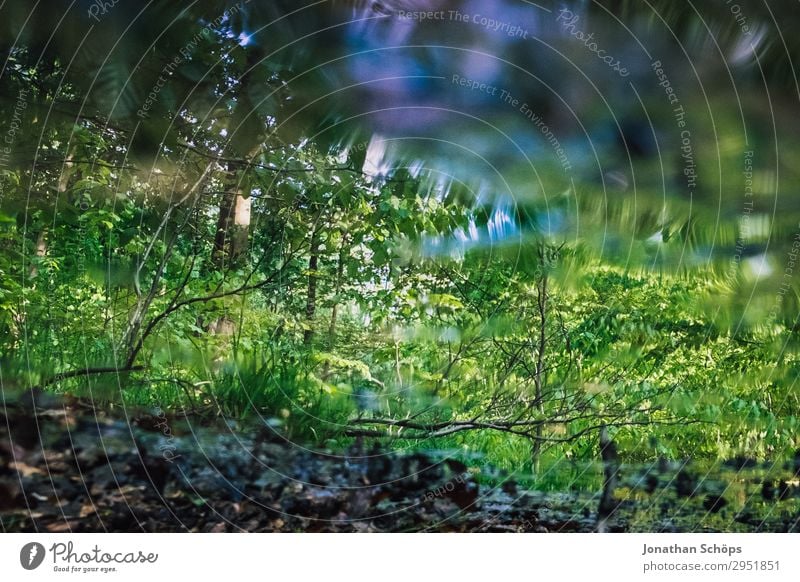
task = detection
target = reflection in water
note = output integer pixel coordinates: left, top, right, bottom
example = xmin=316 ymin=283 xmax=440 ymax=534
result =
xmin=422 ymin=195 xmax=521 ymax=259
xmin=284 ymin=0 xmax=800 ymax=325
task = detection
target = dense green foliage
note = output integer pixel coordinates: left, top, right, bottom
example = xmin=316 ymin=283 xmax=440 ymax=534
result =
xmin=1 ymin=0 xmax=798 ymax=484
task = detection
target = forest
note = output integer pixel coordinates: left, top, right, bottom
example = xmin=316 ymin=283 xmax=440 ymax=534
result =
xmin=1 ymin=0 xmax=799 ymax=533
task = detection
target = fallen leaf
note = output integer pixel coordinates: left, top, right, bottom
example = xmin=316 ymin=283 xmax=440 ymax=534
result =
xmin=10 ymin=462 xmax=44 ymax=477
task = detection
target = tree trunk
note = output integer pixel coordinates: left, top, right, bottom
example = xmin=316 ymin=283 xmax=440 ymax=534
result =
xmin=31 ymin=151 xmax=76 ymax=278
xmin=28 ymin=229 xmax=48 ymax=279
xmin=597 ymin=426 xmax=620 ymax=532
xmin=327 ymin=236 xmax=347 ymax=349
xmin=304 ymin=226 xmax=321 ymax=345
xmin=531 ymin=251 xmax=549 ymax=473
xmin=213 ymin=164 xmax=251 ymax=268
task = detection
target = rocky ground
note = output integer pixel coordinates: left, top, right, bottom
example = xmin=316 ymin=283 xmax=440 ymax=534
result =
xmin=1 ymin=391 xmax=798 ymax=532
